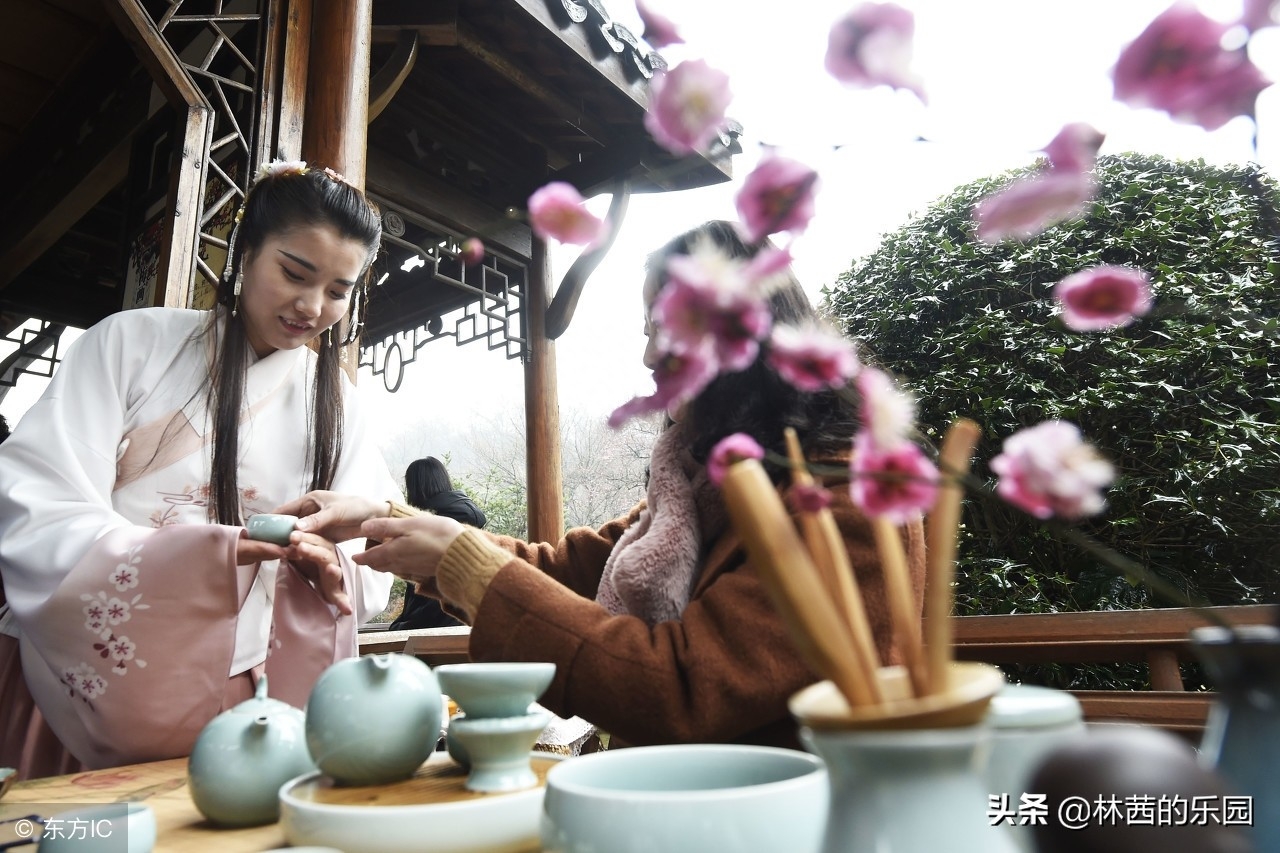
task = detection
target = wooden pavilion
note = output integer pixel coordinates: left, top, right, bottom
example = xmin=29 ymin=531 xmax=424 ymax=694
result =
xmin=0 ymin=0 xmax=735 ymax=540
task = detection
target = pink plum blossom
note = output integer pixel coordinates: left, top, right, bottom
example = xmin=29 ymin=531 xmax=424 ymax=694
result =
xmin=652 ymin=240 xmax=786 ymax=371
xmin=856 ymin=367 xmax=917 ymax=449
xmin=991 ymin=421 xmax=1115 ymax=520
xmin=608 ymin=345 xmax=719 ymax=428
xmin=788 ymin=483 xmax=835 ymax=514
xmin=974 ymin=171 xmax=1097 ymax=243
xmin=825 ymin=3 xmax=926 ymax=101
xmin=644 ymin=59 xmax=733 ymax=155
xmin=849 ymin=431 xmax=939 ymax=523
xmin=1042 ymin=122 xmax=1106 ymax=173
xmin=1055 ymin=265 xmax=1154 ymax=331
xmin=636 ymin=0 xmax=684 ymax=48
xmin=735 ymin=154 xmax=820 ymax=243
xmin=459 ymin=238 xmax=485 ymax=266
xmin=527 ymin=182 xmax=606 ymax=246
xmin=1113 ymin=3 xmax=1272 ymax=131
xmin=767 ymin=324 xmax=860 ymax=392
xmin=652 ymin=276 xmax=771 ymax=372
xmin=708 ymin=433 xmax=765 ymax=486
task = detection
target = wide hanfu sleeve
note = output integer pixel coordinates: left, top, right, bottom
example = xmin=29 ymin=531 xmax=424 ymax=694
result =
xmin=0 ymin=316 xmax=263 ymax=767
xmin=327 ymin=375 xmax=401 ymax=622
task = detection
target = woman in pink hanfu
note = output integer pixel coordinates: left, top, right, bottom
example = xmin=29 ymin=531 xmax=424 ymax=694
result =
xmin=0 ymin=162 xmax=400 ymax=778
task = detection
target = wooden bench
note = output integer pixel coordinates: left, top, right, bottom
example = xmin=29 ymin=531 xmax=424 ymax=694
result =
xmin=948 ymin=604 xmax=1278 ymax=738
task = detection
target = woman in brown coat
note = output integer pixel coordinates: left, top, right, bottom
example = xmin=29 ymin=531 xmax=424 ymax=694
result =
xmin=282 ymin=221 xmax=925 ymax=749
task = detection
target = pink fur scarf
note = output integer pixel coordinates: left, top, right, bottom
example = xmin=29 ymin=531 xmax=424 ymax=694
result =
xmin=595 ymin=423 xmax=726 ymax=625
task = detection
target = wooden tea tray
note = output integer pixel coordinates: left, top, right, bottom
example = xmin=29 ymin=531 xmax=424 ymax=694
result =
xmin=291 ymin=754 xmax=560 ymax=807
xmin=278 ymin=751 xmax=562 ymax=852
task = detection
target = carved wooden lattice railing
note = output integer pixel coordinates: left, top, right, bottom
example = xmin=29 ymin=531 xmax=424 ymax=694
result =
xmin=106 ymin=0 xmax=278 ymax=309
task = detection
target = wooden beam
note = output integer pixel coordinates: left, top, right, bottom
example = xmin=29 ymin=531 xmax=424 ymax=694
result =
xmin=155 ymin=106 xmax=213 ymax=309
xmin=276 ymin=0 xmax=312 ymax=159
xmin=371 ymin=0 xmax=458 ymax=46
xmin=253 ymin=0 xmax=286 ymax=166
xmin=103 ymin=0 xmax=206 ymax=111
xmin=545 ymin=179 xmax=629 ymax=339
xmin=0 ymin=124 xmax=134 ymax=293
xmin=367 ymin=147 xmax=532 ymax=260
xmin=506 ymin=0 xmax=650 ymax=110
xmin=454 ymin=21 xmax=615 ymax=147
xmin=368 ymin=30 xmax=418 ymax=122
xmin=524 ymin=235 xmax=564 ymax=543
xmin=0 ymin=35 xmax=149 ymax=292
xmin=302 ymin=0 xmax=372 ymax=187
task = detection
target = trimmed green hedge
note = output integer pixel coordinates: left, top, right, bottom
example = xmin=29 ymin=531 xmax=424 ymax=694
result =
xmin=826 ymin=153 xmax=1280 ymax=618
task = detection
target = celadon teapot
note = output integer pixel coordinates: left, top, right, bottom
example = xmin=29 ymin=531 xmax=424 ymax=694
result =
xmin=305 ymin=652 xmax=443 ymax=786
xmin=187 ymin=675 xmax=316 ymax=827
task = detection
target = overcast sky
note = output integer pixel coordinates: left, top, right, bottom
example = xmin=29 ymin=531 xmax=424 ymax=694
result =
xmin=4 ymin=0 xmax=1278 ymax=471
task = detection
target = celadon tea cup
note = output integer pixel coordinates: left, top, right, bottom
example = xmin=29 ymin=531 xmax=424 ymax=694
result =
xmin=246 ymin=513 xmax=297 ymax=546
xmin=435 ymin=662 xmax=556 ymax=719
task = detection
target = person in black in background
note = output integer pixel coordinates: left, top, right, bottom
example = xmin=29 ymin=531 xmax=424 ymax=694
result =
xmin=388 ymin=456 xmax=487 ymax=629
xmin=0 ymin=414 xmax=9 ymax=444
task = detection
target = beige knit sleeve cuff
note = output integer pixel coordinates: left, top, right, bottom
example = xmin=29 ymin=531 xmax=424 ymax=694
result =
xmin=387 ymin=500 xmax=421 ymax=518
xmin=436 ymin=528 xmax=510 ymax=619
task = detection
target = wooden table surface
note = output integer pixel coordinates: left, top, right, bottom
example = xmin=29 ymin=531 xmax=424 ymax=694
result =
xmin=3 ymin=758 xmax=285 ymax=851
xmin=4 ymin=752 xmax=551 ymax=852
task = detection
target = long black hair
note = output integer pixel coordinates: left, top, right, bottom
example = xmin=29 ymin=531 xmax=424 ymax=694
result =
xmin=405 ymin=456 xmax=453 ymax=509
xmin=207 ymin=165 xmax=382 ymax=524
xmin=648 ymin=220 xmax=858 ymax=480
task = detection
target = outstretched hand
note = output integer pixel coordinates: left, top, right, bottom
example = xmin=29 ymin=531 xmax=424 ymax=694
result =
xmin=272 ymin=490 xmax=389 ymax=543
xmin=354 ymin=514 xmax=466 ymax=586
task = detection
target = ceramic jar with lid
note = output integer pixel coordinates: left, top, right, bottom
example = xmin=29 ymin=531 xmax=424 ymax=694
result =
xmin=982 ymin=684 xmax=1086 ymax=851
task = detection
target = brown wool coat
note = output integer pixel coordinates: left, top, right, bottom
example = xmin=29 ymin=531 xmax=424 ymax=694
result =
xmin=465 ymin=482 xmax=927 ymax=751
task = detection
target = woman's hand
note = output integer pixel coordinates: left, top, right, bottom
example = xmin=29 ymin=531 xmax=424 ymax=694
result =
xmin=354 ymin=515 xmax=466 ymax=585
xmin=285 ymin=530 xmax=352 ymax=615
xmin=273 ymin=490 xmax=390 ymax=543
xmin=235 ymin=530 xmax=287 ymax=566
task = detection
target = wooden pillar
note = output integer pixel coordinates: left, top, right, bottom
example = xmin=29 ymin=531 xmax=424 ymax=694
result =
xmin=301 ymin=0 xmax=371 ymax=187
xmin=275 ymin=0 xmax=312 ymax=160
xmin=525 ymin=237 xmax=565 ymax=543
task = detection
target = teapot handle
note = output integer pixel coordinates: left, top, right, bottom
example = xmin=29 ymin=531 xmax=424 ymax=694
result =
xmin=254 ymin=674 xmax=270 ymax=701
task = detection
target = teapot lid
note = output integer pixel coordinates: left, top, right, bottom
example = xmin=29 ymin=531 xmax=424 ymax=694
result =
xmin=987 ymin=684 xmax=1082 ymax=729
xmin=228 ymin=674 xmax=298 ymax=717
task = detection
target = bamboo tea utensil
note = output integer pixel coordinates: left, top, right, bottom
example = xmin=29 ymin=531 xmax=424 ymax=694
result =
xmin=870 ymin=517 xmax=929 ymax=698
xmin=924 ymin=418 xmax=983 ymax=695
xmin=783 ymin=429 xmax=883 ymax=704
xmin=720 ymin=459 xmax=878 ymax=708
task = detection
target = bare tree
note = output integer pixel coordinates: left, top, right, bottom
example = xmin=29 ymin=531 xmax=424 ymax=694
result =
xmin=441 ymin=407 xmax=658 ymax=538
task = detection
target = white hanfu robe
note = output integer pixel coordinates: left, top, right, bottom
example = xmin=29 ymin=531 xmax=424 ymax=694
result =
xmin=0 ymin=307 xmax=398 ymax=771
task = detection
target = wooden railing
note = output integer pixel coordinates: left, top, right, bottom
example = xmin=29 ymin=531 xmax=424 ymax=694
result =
xmin=358 ymin=625 xmax=471 ymax=666
xmin=949 ymin=604 xmax=1278 ymax=738
xmin=360 ymin=604 xmax=1278 ymax=739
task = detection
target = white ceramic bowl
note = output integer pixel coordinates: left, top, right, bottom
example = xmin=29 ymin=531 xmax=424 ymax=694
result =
xmin=278 ymin=751 xmax=563 ymax=853
xmin=540 ymin=744 xmax=828 ymax=853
